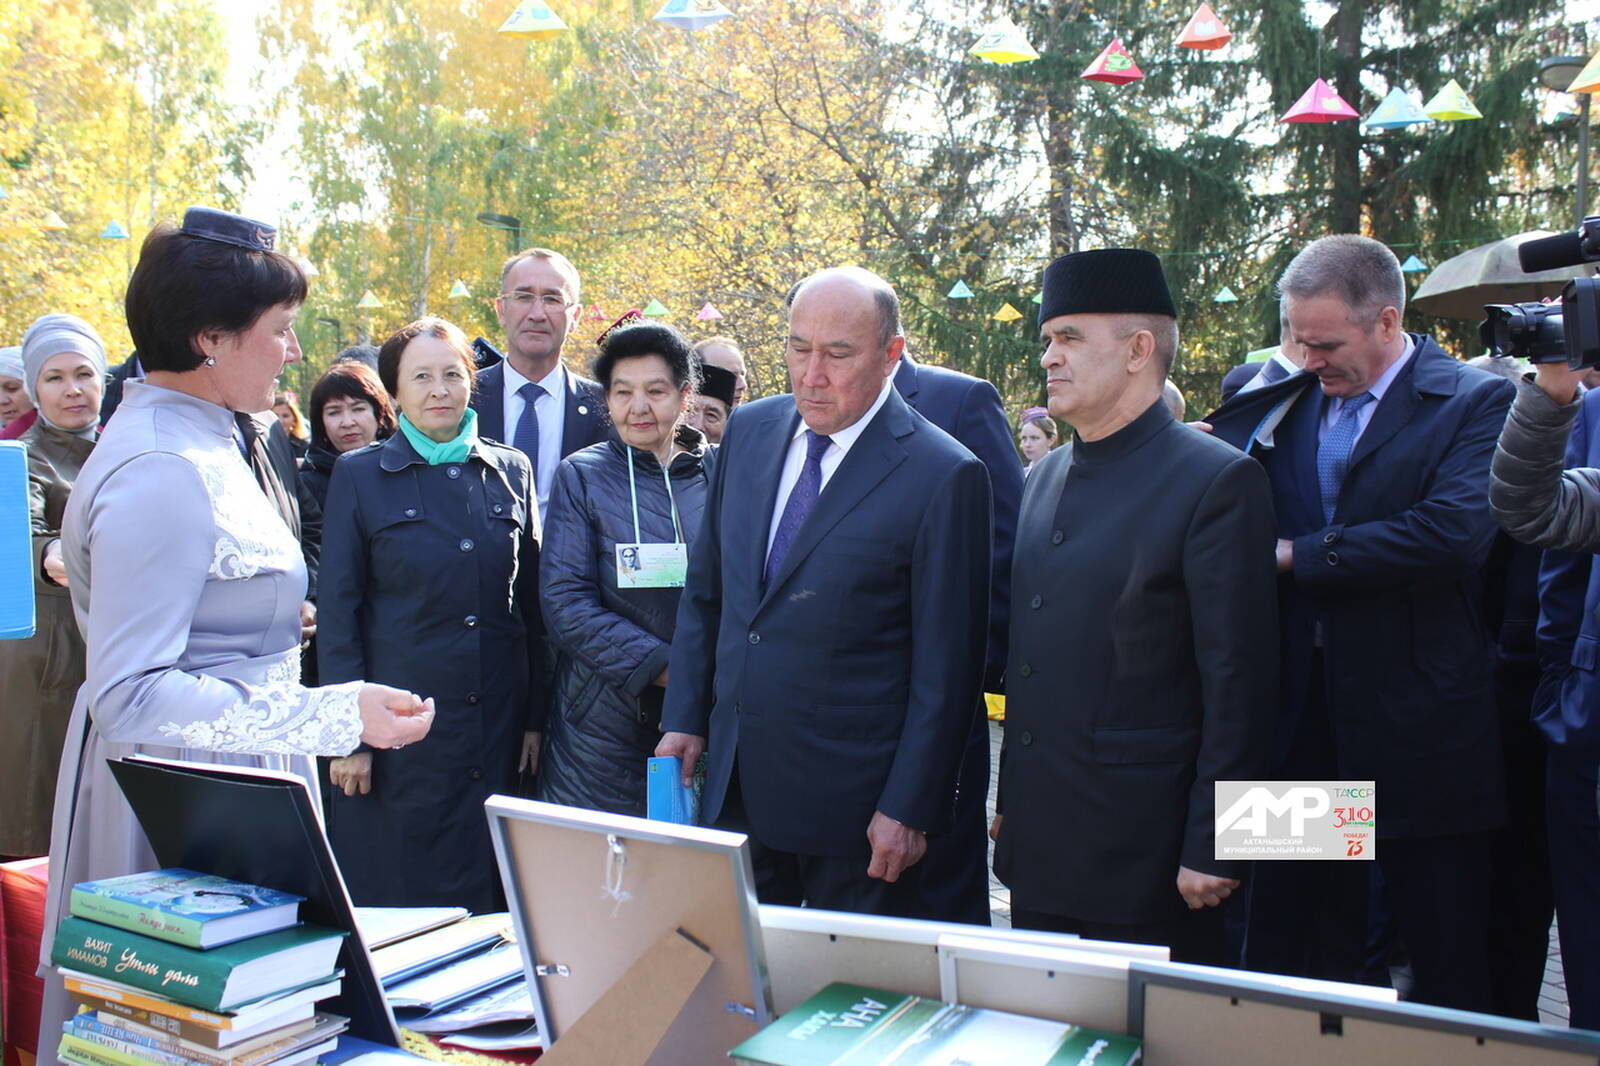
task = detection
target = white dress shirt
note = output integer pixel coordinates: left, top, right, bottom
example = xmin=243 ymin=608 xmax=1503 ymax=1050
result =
xmin=766 ymin=375 xmax=896 ymax=558
xmin=1317 ymin=335 xmax=1414 ymax=445
xmin=502 ymin=359 xmax=568 ymax=514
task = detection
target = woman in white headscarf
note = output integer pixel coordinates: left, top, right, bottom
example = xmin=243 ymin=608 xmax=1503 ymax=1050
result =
xmin=0 ymin=315 xmax=107 ymax=858
xmin=0 ymin=344 xmax=36 ymax=439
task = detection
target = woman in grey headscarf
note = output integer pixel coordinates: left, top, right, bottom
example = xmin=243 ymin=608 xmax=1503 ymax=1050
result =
xmin=0 ymin=344 xmax=36 ymax=439
xmin=0 ymin=314 xmax=107 ymax=858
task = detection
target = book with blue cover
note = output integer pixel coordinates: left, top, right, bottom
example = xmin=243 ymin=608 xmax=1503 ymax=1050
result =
xmin=646 ymin=756 xmax=703 ymax=825
xmin=71 ymin=870 xmax=303 ymax=949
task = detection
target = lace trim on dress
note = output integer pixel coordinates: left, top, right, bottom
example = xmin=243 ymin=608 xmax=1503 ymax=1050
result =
xmin=158 ymin=653 xmax=365 ymax=755
xmin=188 ymin=446 xmax=302 ymax=581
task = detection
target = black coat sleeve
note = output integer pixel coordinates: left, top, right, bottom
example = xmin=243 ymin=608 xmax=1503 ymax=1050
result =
xmin=953 ymin=377 xmax=1023 ymax=692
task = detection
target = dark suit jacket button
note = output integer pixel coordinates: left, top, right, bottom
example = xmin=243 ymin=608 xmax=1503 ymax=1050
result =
xmin=464 ymin=615 xmax=478 ymax=628
xmin=748 ymin=631 xmax=761 ymax=645
xmin=1323 ymin=530 xmax=1338 ymax=544
xmin=460 ymin=538 xmax=475 ymax=552
xmin=468 ymin=767 xmax=482 ymax=781
xmin=404 ymin=507 xmax=417 ymax=518
xmin=1051 ymin=530 xmax=1065 ymax=545
xmin=446 ymin=466 xmax=461 ymax=479
xmin=1020 ymin=664 xmax=1033 ymax=678
xmin=466 ymin=693 xmax=480 ymax=705
xmin=1030 ymin=594 xmax=1043 ymax=609
xmin=1020 ymin=730 xmax=1034 ymax=746
xmin=493 ymin=504 xmax=504 ymax=514
xmin=1326 ymin=552 xmax=1340 ymax=566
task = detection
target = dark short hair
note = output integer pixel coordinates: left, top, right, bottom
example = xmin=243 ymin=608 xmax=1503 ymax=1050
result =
xmin=376 ymin=317 xmax=478 ymax=396
xmin=1278 ymin=234 xmax=1405 ymax=327
xmin=308 ymin=362 xmax=397 ymax=448
xmin=124 ymin=222 xmax=308 ymax=373
xmin=592 ymin=322 xmax=700 ymax=393
xmin=334 ymin=343 xmax=380 ymax=371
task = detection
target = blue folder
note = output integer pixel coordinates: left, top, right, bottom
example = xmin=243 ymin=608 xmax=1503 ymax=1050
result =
xmin=0 ymin=441 xmax=35 ymax=639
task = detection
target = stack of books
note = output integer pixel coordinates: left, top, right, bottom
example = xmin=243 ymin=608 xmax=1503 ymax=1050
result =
xmin=50 ymin=870 xmax=350 ymax=1066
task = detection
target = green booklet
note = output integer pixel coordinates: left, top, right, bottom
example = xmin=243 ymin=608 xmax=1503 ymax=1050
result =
xmin=729 ymin=982 xmax=1142 ymax=1066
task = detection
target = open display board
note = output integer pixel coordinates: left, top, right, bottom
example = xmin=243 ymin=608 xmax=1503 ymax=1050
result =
xmin=757 ymin=905 xmax=1167 ymax=1016
xmin=107 ymin=756 xmax=399 ymax=1045
xmin=485 ymin=797 xmax=772 ymax=1066
xmin=1127 ymin=962 xmax=1600 ymax=1066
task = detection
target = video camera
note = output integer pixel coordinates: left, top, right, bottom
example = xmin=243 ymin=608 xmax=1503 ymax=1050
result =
xmin=1480 ymin=218 xmax=1600 ymax=369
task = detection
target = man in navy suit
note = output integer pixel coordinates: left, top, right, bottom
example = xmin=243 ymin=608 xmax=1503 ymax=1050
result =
xmin=1208 ymin=235 xmax=1513 ymax=1010
xmin=892 ymin=349 xmax=1022 ymax=924
xmin=470 ymin=247 xmax=609 ymax=517
xmin=658 ymin=267 xmax=992 ymax=915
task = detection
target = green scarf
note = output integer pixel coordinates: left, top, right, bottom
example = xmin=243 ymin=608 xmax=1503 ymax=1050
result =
xmin=398 ymin=407 xmax=479 ymax=465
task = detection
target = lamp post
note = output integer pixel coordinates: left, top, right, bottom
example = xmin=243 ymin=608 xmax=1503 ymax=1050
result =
xmin=316 ymin=316 xmax=345 ymax=353
xmin=1541 ymin=56 xmax=1592 ymax=222
xmin=476 ymin=212 xmax=524 ymax=255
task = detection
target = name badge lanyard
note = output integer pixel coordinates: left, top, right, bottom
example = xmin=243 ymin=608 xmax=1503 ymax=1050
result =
xmin=626 ymin=446 xmax=683 ymax=546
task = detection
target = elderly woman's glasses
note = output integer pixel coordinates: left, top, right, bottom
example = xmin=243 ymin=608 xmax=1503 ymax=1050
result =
xmin=499 ymin=291 xmax=575 ymax=311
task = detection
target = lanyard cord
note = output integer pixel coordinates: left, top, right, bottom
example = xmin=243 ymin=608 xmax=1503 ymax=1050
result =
xmin=626 ymin=446 xmax=682 ymax=545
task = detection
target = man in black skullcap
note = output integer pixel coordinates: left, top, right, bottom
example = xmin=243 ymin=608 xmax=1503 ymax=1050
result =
xmin=687 ymin=360 xmax=737 ymax=444
xmin=991 ymin=248 xmax=1278 ymax=963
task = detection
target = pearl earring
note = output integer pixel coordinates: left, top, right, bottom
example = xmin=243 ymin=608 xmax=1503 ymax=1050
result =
xmin=204 ymin=356 xmax=217 ymax=367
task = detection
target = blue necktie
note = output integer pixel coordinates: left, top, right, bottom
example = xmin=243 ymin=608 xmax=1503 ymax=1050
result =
xmin=514 ymin=382 xmax=545 ymax=489
xmin=1317 ymin=392 xmax=1374 ymax=523
xmin=765 ymin=430 xmax=832 ymax=587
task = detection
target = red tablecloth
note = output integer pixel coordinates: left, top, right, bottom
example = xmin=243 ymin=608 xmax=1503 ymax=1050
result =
xmin=0 ymin=856 xmax=48 ymax=1066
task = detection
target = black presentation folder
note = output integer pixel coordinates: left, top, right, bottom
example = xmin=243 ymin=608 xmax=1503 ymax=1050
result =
xmin=107 ymin=755 xmax=401 ymax=1045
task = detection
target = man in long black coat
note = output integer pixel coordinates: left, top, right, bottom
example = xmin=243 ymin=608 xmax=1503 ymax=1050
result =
xmin=992 ymin=249 xmax=1278 ymax=963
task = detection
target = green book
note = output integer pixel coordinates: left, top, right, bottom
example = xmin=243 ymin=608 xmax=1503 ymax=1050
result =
xmin=728 ymin=982 xmax=1142 ymax=1066
xmin=52 ymin=917 xmax=344 ymax=1012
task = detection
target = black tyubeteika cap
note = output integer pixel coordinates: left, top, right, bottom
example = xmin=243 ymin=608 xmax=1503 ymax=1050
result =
xmin=180 ymin=206 xmax=278 ymax=253
xmin=697 ymin=362 xmax=737 ymax=408
xmin=1039 ymin=248 xmax=1177 ymax=323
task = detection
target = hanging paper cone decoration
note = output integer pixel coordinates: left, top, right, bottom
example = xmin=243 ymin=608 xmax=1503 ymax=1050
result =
xmin=1401 ymin=255 xmax=1427 ymax=273
xmin=1279 ymin=78 xmax=1359 ymax=123
xmin=1568 ymin=49 xmax=1600 ymax=94
xmin=356 ymin=290 xmax=382 ymax=310
xmin=1176 ymin=3 xmax=1231 ymax=50
xmin=1364 ymin=87 xmax=1432 ymax=130
xmin=497 ymin=1 xmax=568 ymax=39
xmin=1031 ymin=292 xmax=1042 ymax=304
xmin=1423 ymin=79 xmax=1482 ymax=122
xmin=653 ymin=0 xmax=733 ymax=31
xmin=695 ymin=301 xmax=723 ymax=321
xmin=1213 ymin=286 xmax=1239 ymax=303
xmin=993 ymin=303 xmax=1024 ymax=322
xmin=1082 ymin=38 xmax=1143 ymax=84
xmin=642 ymin=299 xmax=669 ymax=317
xmin=100 ymin=220 xmax=129 ymax=239
xmin=448 ymin=279 xmax=471 ymax=299
xmin=586 ymin=305 xmax=609 ymax=322
xmin=947 ymin=280 xmax=975 ymax=298
xmin=968 ymin=19 xmax=1039 ymax=64
xmin=40 ymin=210 xmax=68 ymax=231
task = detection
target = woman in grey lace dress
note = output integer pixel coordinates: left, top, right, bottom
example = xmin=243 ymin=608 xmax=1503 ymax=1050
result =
xmin=37 ymin=207 xmax=436 ymax=1034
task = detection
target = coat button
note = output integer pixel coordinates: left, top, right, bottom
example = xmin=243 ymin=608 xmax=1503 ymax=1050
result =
xmin=404 ymin=508 xmax=417 ymax=518
xmin=1051 ymin=530 xmax=1065 ymax=545
xmin=464 ymin=615 xmax=478 ymax=628
xmin=493 ymin=504 xmax=504 ymax=514
xmin=748 ymin=631 xmax=761 ymax=645
xmin=1030 ymin=594 xmax=1042 ymax=609
xmin=1020 ymin=664 xmax=1033 ymax=678
xmin=459 ymin=538 xmax=475 ymax=552
xmin=466 ymin=692 xmax=480 ymax=705
xmin=468 ymin=767 xmax=482 ymax=781
xmin=1323 ymin=531 xmax=1338 ymax=544
xmin=446 ymin=466 xmax=461 ymax=479
xmin=1326 ymin=552 xmax=1340 ymax=566
xmin=637 ymin=709 xmax=648 ymax=723
xmin=1020 ymin=730 xmax=1034 ymax=746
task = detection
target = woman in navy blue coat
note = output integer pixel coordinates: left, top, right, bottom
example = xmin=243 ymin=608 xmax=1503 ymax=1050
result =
xmin=318 ymin=317 xmax=542 ymax=911
xmin=534 ymin=322 xmax=708 ymax=815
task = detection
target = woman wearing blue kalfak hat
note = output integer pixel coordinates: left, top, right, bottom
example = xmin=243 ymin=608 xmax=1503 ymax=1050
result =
xmin=33 ymin=207 xmax=439 ymax=1038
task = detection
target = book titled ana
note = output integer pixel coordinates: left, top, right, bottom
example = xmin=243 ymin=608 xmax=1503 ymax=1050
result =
xmin=70 ymin=870 xmax=303 ymax=949
xmin=52 ymin=917 xmax=344 ymax=1012
xmin=728 ymin=982 xmax=1143 ymax=1066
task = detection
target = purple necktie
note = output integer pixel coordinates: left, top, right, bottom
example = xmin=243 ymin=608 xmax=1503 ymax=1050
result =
xmin=765 ymin=430 xmax=831 ymax=587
